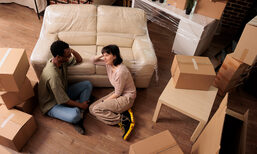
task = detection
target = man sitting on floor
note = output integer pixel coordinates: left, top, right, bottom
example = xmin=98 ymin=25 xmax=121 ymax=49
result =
xmin=38 ymin=40 xmax=93 ymax=135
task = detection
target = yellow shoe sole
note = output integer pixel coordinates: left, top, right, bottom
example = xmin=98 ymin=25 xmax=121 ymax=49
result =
xmin=123 ymin=122 xmax=135 ymax=141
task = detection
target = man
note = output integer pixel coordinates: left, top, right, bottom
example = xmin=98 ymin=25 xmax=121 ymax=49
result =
xmin=38 ymin=40 xmax=92 ymax=135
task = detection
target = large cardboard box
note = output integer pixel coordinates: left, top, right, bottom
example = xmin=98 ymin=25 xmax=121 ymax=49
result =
xmin=214 ymin=54 xmax=249 ymax=96
xmin=166 ymin=0 xmax=187 ymax=10
xmin=15 ymin=81 xmax=38 ymax=114
xmin=171 ymin=55 xmax=216 ymax=90
xmin=0 ymin=105 xmax=37 ymax=151
xmin=231 ymin=16 xmax=257 ymax=66
xmin=194 ymin=0 xmax=228 ymax=20
xmin=191 ymin=94 xmax=228 ymax=154
xmin=129 ymin=130 xmax=183 ymax=154
xmin=0 ymin=48 xmax=29 ymax=92
xmin=0 ymin=77 xmax=34 ymax=109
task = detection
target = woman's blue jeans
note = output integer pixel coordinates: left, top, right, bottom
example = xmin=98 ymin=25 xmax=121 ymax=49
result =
xmin=47 ymin=81 xmax=92 ymax=124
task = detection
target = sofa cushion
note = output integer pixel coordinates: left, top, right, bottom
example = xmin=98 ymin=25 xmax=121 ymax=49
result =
xmin=96 ymin=32 xmax=135 ymax=48
xmin=95 ymin=46 xmax=135 ymax=75
xmin=97 ymin=5 xmax=146 ymax=35
xmin=67 ymin=45 xmax=96 ymax=75
xmin=44 ymin=4 xmax=97 ymax=34
xmin=58 ymin=32 xmax=96 ymax=45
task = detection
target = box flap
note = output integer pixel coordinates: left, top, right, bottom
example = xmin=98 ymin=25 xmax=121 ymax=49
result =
xmin=176 ymin=55 xmax=216 ymax=75
xmin=131 ymin=130 xmax=178 ymax=153
xmin=0 ymin=105 xmax=32 ymax=140
xmin=248 ymin=16 xmax=257 ymax=27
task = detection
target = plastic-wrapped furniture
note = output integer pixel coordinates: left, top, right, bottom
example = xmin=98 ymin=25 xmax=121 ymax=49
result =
xmin=31 ymin=4 xmax=157 ymax=88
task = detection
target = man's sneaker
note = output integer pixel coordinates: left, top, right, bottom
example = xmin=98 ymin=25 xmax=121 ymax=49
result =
xmin=73 ymin=119 xmax=86 ymax=135
xmin=120 ymin=109 xmax=135 ymax=140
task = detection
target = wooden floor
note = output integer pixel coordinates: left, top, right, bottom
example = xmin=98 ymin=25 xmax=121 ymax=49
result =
xmin=0 ymin=3 xmax=257 ymax=154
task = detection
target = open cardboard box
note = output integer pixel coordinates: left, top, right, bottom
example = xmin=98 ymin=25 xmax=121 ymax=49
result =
xmin=214 ymin=54 xmax=249 ymax=96
xmin=130 ymin=94 xmax=248 ymax=154
xmin=220 ymin=108 xmax=248 ymax=154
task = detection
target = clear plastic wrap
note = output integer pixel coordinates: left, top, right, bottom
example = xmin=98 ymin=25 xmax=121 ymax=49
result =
xmin=132 ymin=0 xmax=219 ymax=56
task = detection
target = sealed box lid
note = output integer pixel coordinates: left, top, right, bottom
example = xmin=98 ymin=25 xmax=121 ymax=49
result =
xmin=175 ymin=55 xmax=216 ymax=75
xmin=130 ymin=130 xmax=183 ymax=154
xmin=171 ymin=55 xmax=216 ymax=90
xmin=0 ymin=48 xmax=29 ymax=92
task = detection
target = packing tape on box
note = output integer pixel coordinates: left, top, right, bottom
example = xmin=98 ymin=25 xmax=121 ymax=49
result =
xmin=1 ymin=113 xmax=15 ymax=128
xmin=0 ymin=48 xmax=12 ymax=68
xmin=192 ymin=58 xmax=199 ymax=70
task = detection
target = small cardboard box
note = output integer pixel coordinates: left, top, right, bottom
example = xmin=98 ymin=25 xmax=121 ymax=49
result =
xmin=0 ymin=48 xmax=29 ymax=92
xmin=171 ymin=55 xmax=216 ymax=90
xmin=15 ymin=80 xmax=38 ymax=114
xmin=214 ymin=54 xmax=249 ymax=96
xmin=0 ymin=105 xmax=37 ymax=151
xmin=194 ymin=0 xmax=228 ymax=20
xmin=129 ymin=130 xmax=183 ymax=154
xmin=231 ymin=16 xmax=257 ymax=66
xmin=0 ymin=77 xmax=34 ymax=109
xmin=166 ymin=0 xmax=187 ymax=10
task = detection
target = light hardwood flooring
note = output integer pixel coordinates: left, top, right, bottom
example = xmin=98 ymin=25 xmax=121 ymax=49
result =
xmin=0 ymin=3 xmax=256 ymax=154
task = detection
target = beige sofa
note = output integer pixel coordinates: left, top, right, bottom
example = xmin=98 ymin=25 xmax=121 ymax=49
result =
xmin=31 ymin=4 xmax=157 ymax=88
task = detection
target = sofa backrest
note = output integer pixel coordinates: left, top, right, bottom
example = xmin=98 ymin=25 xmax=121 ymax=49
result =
xmin=44 ymin=4 xmax=97 ymax=45
xmin=97 ymin=6 xmax=147 ymax=48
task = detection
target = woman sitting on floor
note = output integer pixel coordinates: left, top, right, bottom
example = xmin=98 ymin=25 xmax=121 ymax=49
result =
xmin=89 ymin=44 xmax=136 ymax=140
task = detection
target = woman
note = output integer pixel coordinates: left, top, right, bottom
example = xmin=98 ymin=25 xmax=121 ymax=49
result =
xmin=89 ymin=45 xmax=136 ymax=140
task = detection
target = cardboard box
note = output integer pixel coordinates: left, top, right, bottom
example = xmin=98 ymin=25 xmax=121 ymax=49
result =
xmin=166 ymin=0 xmax=187 ymax=10
xmin=220 ymin=109 xmax=248 ymax=154
xmin=232 ymin=16 xmax=257 ymax=66
xmin=0 ymin=77 xmax=34 ymax=109
xmin=191 ymin=94 xmax=228 ymax=154
xmin=214 ymin=54 xmax=249 ymax=96
xmin=15 ymin=96 xmax=36 ymax=114
xmin=171 ymin=55 xmax=216 ymax=90
xmin=0 ymin=145 xmax=20 ymax=154
xmin=0 ymin=48 xmax=29 ymax=92
xmin=194 ymin=0 xmax=228 ymax=19
xmin=0 ymin=105 xmax=37 ymax=151
xmin=15 ymin=81 xmax=38 ymax=114
xmin=129 ymin=130 xmax=183 ymax=154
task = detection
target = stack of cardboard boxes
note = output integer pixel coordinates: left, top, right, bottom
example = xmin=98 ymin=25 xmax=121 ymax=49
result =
xmin=129 ymin=54 xmax=218 ymax=153
xmin=0 ymin=48 xmax=37 ymax=151
xmin=214 ymin=16 xmax=257 ymax=96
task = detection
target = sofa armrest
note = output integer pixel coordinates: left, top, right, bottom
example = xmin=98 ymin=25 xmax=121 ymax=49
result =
xmin=132 ymin=35 xmax=157 ymax=75
xmin=30 ymin=34 xmax=57 ymax=78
